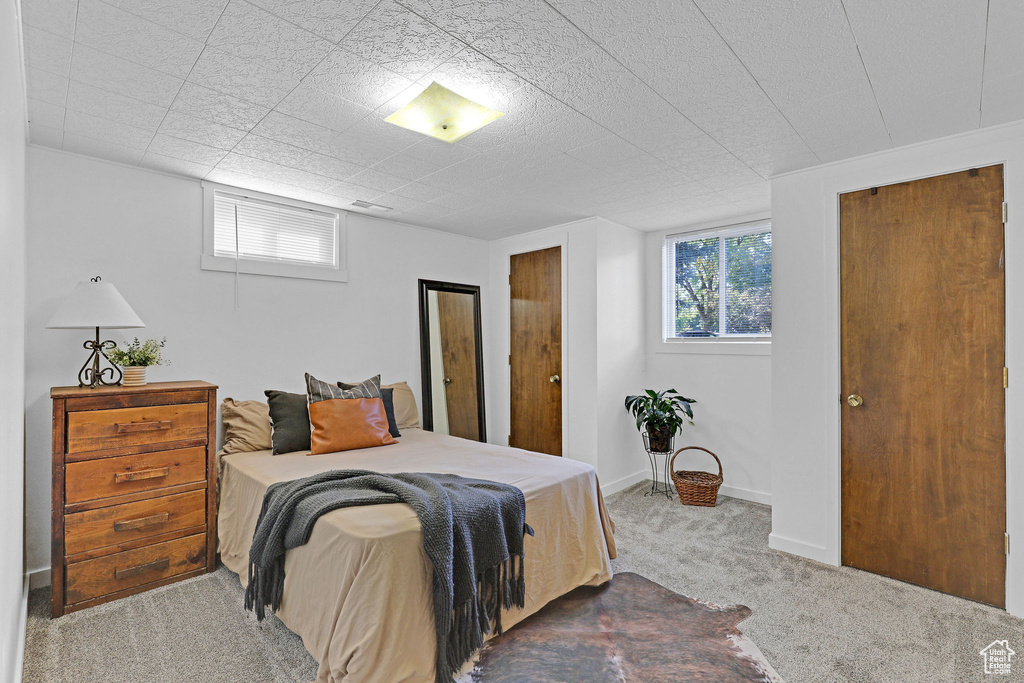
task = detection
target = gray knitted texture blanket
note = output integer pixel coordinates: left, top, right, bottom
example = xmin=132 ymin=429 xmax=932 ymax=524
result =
xmin=244 ymin=469 xmax=534 ymax=683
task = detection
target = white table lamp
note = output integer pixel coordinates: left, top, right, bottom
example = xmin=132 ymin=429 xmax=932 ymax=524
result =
xmin=46 ymin=276 xmax=145 ymax=388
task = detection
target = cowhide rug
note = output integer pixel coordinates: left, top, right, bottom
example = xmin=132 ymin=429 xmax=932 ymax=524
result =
xmin=458 ymin=572 xmax=783 ymax=682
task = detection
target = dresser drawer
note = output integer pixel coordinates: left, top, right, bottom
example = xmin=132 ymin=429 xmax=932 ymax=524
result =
xmin=65 ymin=533 xmax=207 ymax=605
xmin=65 ymin=490 xmax=206 ymax=556
xmin=67 ymin=403 xmax=207 ymax=455
xmin=65 ymin=447 xmax=207 ymax=505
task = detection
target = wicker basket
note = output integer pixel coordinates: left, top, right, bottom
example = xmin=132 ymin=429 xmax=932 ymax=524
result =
xmin=669 ymin=446 xmax=723 ymax=507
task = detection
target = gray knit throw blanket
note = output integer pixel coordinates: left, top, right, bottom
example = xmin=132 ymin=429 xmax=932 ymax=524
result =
xmin=244 ymin=469 xmax=534 ymax=683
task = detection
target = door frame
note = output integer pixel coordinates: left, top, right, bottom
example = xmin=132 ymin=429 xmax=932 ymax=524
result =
xmin=417 ymin=279 xmax=487 ymax=441
xmin=501 ymin=232 xmax=570 ymax=458
xmin=823 ymin=159 xmax=1015 ymax=608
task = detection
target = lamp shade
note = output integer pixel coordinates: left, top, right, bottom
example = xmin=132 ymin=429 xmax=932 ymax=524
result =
xmin=46 ymin=278 xmax=145 ymax=329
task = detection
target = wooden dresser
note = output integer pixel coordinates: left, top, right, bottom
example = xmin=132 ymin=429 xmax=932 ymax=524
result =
xmin=51 ymin=380 xmax=218 ymax=617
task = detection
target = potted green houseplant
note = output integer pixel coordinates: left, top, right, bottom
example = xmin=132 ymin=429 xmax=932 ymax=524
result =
xmin=108 ymin=337 xmax=167 ymax=387
xmin=624 ymin=389 xmax=696 ymax=453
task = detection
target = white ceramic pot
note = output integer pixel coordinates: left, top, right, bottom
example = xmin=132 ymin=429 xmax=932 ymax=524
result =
xmin=121 ymin=366 xmax=148 ymax=387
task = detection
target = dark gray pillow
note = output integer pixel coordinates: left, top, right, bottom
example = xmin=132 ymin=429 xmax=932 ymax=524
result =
xmin=338 ymin=381 xmax=401 ymax=439
xmin=264 ymin=390 xmax=311 ymax=455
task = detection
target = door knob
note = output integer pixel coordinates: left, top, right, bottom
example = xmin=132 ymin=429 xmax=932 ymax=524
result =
xmin=549 ymin=374 xmax=560 ymax=383
xmin=847 ymin=394 xmax=864 ymax=407
xmin=443 ymin=377 xmax=452 ymax=385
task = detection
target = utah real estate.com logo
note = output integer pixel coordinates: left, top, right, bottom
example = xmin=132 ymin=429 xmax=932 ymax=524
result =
xmin=980 ymin=640 xmax=1015 ymax=675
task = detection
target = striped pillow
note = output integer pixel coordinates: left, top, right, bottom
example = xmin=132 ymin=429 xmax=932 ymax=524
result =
xmin=306 ymin=373 xmax=381 ymax=402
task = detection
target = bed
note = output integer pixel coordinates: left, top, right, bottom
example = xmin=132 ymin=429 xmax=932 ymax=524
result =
xmin=218 ymin=427 xmax=616 ymax=683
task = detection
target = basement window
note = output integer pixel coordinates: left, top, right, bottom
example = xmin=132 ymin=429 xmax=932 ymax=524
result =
xmin=662 ymin=220 xmax=771 ymax=344
xmin=201 ymin=183 xmax=348 ymax=282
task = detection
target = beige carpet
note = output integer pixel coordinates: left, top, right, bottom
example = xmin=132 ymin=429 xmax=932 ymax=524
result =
xmin=23 ymin=483 xmax=1024 ymax=682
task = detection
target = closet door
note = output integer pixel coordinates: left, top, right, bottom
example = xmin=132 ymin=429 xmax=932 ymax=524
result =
xmin=840 ymin=165 xmax=1006 ymax=607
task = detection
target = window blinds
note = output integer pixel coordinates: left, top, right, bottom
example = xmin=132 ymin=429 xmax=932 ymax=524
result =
xmin=213 ymin=191 xmax=338 ymax=267
xmin=663 ymin=221 xmax=772 ymax=338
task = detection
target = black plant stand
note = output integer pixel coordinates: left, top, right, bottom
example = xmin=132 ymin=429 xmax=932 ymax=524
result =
xmin=642 ymin=433 xmax=674 ymax=499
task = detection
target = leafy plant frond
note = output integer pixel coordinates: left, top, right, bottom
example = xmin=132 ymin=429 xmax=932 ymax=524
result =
xmin=624 ymin=388 xmax=697 ymax=436
xmin=108 ymin=337 xmax=168 ymax=368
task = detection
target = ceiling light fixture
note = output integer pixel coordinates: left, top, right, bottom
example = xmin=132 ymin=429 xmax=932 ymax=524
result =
xmin=384 ymin=81 xmax=504 ymax=143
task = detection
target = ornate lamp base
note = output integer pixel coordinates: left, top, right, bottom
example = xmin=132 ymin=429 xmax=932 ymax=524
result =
xmin=78 ymin=326 xmax=123 ymax=388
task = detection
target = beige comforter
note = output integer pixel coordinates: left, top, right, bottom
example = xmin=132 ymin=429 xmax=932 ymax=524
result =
xmin=218 ymin=428 xmax=616 ymax=683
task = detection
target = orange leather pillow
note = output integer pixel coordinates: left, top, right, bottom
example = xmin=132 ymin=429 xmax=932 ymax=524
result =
xmin=308 ymin=397 xmax=397 ymax=455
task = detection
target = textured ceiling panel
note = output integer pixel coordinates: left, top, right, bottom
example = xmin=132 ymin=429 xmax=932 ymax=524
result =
xmin=22 ymin=0 xmax=1020 ymax=237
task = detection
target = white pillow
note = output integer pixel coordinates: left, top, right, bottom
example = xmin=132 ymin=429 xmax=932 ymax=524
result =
xmin=383 ymin=381 xmax=419 ymax=430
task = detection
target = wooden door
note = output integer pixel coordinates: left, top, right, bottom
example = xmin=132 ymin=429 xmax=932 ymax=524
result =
xmin=840 ymin=165 xmax=1006 ymax=607
xmin=437 ymin=290 xmax=480 ymax=441
xmin=510 ymin=246 xmax=562 ymax=456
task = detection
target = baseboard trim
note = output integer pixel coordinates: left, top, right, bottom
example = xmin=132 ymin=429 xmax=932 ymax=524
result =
xmin=600 ymin=470 xmax=648 ymax=496
xmin=14 ymin=577 xmax=28 ymax=683
xmin=768 ymin=532 xmax=833 ymax=564
xmin=718 ymin=484 xmax=771 ymax=506
xmin=27 ymin=568 xmax=49 ymax=590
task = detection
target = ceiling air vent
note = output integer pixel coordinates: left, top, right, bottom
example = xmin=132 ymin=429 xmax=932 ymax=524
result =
xmin=351 ymin=200 xmax=392 ymax=212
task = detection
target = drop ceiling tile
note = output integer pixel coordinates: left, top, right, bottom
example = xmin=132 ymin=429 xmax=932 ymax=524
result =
xmin=249 ymin=111 xmax=335 ymax=150
xmin=26 ymin=67 xmax=69 ymax=107
xmin=275 ymin=82 xmax=371 ymax=133
xmin=187 ymin=46 xmax=300 ymax=108
xmin=23 ymin=26 xmax=73 ymax=77
xmin=298 ymin=152 xmax=366 ymax=180
xmin=63 ymin=110 xmax=155 ymax=150
xmin=534 ymin=48 xmax=639 ymax=112
xmin=566 ymin=134 xmax=644 ymax=166
xmin=620 ymin=114 xmax=705 ymax=154
xmin=813 ymin=139 xmax=893 ymax=164
xmin=344 ymin=112 xmax=426 ymax=152
xmin=70 ymin=45 xmax=184 ymax=108
xmin=321 ymin=132 xmax=396 ymax=168
xmin=303 ymin=49 xmax=414 ymax=111
xmin=843 ymin=0 xmax=986 ymax=144
xmin=470 ymin=0 xmax=594 ymax=84
xmin=987 ymin=0 xmax=1024 ymax=46
xmin=246 ymin=0 xmax=377 ymax=44
xmin=139 ymin=152 xmax=216 ymax=178
xmin=27 ymin=99 xmax=65 ymax=129
xmin=75 ymin=0 xmax=205 ymax=78
xmin=424 ymin=47 xmax=530 ymax=111
xmin=584 ymin=84 xmax=680 ymax=135
xmin=29 ymin=123 xmax=64 ymax=147
xmin=158 ymin=111 xmax=247 ymax=149
xmin=693 ymin=0 xmax=864 ymax=110
xmin=982 ymin=72 xmax=1024 ymax=127
xmin=699 ymin=168 xmax=766 ymax=192
xmin=205 ymin=0 xmax=333 ymax=80
xmin=783 ymin=84 xmax=891 ymax=152
xmin=231 ymin=133 xmax=310 ymax=167
xmin=66 ymin=81 xmax=167 ymax=131
xmin=369 ymin=153 xmax=441 ymax=182
xmin=101 ymin=0 xmax=230 ymax=41
xmin=390 ymin=181 xmax=447 ymax=202
xmin=214 ymin=153 xmax=338 ymax=194
xmin=62 ymin=132 xmax=147 ymax=163
xmin=146 ymin=133 xmax=228 ymax=167
xmin=401 ymin=138 xmax=480 ymax=166
xmin=340 ymin=1 xmax=465 ymax=81
xmin=21 ymin=0 xmax=78 ymax=39
xmin=170 ymin=82 xmax=270 ymax=131
xmin=346 ymin=168 xmax=408 ymax=193
xmin=984 ymin=36 xmax=1024 ymax=83
xmin=363 ymin=193 xmax=425 ymax=213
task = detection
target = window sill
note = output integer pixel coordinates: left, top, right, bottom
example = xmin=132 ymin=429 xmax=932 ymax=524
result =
xmin=657 ymin=340 xmax=771 ymax=356
xmin=201 ymin=255 xmax=349 ymax=283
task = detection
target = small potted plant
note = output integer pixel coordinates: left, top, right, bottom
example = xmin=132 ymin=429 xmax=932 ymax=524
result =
xmin=624 ymin=389 xmax=696 ymax=453
xmin=108 ymin=337 xmax=167 ymax=387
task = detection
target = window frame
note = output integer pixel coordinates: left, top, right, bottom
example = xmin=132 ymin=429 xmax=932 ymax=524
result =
xmin=201 ymin=182 xmax=349 ymax=283
xmin=661 ymin=219 xmax=772 ymax=354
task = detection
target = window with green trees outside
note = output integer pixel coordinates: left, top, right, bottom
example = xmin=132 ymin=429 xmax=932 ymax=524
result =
xmin=662 ymin=221 xmax=772 ymax=339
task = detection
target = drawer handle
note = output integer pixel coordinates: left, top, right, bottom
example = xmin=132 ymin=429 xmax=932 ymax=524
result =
xmin=113 ymin=513 xmax=170 ymax=532
xmin=116 ymin=420 xmax=172 ymax=434
xmin=114 ymin=467 xmax=170 ymax=483
xmin=114 ymin=557 xmax=170 ymax=580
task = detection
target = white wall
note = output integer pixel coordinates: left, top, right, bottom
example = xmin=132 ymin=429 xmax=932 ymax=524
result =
xmin=642 ymin=216 xmax=774 ymax=505
xmin=0 ymin=0 xmax=27 ymax=680
xmin=24 ymin=146 xmax=491 ymax=584
xmin=771 ymin=120 xmax=1024 ymax=617
xmin=486 ymin=217 xmax=646 ymax=490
